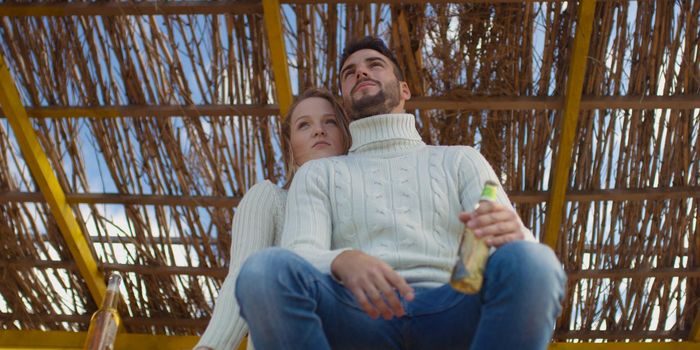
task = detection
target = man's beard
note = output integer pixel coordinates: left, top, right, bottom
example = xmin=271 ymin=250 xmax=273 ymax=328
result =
xmin=348 ymin=80 xmax=401 ymax=121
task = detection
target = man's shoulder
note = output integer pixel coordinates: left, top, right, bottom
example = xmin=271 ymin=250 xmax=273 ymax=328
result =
xmin=424 ymin=144 xmax=479 ymax=157
xmin=420 ymin=146 xmax=489 ymax=171
xmin=297 ymin=155 xmax=350 ymax=173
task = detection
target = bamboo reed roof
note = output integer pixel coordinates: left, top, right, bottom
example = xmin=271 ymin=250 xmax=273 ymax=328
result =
xmin=0 ymin=0 xmax=699 ymax=345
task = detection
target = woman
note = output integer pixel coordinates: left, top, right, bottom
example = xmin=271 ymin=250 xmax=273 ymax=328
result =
xmin=195 ymin=88 xmax=351 ymax=350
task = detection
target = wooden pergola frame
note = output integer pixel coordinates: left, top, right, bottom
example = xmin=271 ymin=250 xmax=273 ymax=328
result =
xmin=542 ymin=0 xmax=595 ymax=248
xmin=3 ymin=186 xmax=700 ymax=206
xmin=262 ymin=0 xmax=293 ymax=117
xmin=0 ymin=0 xmax=604 ymax=17
xmin=0 ymin=50 xmax=108 ymax=309
xmin=0 ymin=0 xmax=698 ymax=348
xmin=0 ymin=95 xmax=698 ymax=120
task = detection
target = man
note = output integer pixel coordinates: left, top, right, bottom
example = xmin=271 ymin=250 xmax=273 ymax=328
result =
xmin=236 ymin=36 xmax=566 ymax=350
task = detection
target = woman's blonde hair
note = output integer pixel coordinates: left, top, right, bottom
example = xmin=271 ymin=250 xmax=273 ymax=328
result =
xmin=281 ymin=88 xmax=352 ymax=188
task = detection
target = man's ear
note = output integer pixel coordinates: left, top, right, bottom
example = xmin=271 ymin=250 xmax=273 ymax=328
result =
xmin=400 ymin=81 xmax=411 ymax=101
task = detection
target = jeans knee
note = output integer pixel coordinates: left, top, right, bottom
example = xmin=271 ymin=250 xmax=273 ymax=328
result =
xmin=488 ymin=241 xmax=566 ymax=294
xmin=236 ymin=247 xmax=297 ymax=303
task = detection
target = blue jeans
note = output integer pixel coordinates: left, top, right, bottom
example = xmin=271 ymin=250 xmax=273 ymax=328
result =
xmin=236 ymin=241 xmax=566 ymax=350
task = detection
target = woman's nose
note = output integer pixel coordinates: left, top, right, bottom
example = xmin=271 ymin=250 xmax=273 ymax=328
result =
xmin=313 ymin=124 xmax=326 ymax=136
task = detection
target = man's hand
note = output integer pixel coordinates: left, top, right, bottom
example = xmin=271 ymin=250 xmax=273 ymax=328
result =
xmin=458 ymin=201 xmax=526 ymax=247
xmin=331 ymin=250 xmax=415 ymax=320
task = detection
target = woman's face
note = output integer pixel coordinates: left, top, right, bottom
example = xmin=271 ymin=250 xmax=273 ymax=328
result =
xmin=290 ymin=97 xmax=345 ymax=166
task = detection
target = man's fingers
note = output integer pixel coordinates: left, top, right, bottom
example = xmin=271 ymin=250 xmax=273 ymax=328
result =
xmin=483 ymin=232 xmax=522 ymax=247
xmin=350 ymin=286 xmax=380 ymax=319
xmin=473 ymin=201 xmax=496 ymax=214
xmin=384 ymin=270 xmax=415 ymax=301
xmin=460 ymin=203 xmax=507 ymax=226
xmin=372 ymin=274 xmax=405 ymax=318
xmin=332 ymin=251 xmax=415 ymax=319
xmin=467 ymin=208 xmax=514 ymax=228
xmin=474 ymin=219 xmax=520 ymax=238
xmin=458 ymin=211 xmax=473 ymax=223
xmin=366 ymin=286 xmax=394 ymax=320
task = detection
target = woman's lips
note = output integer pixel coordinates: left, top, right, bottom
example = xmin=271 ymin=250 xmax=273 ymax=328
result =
xmin=313 ymin=141 xmax=331 ymax=148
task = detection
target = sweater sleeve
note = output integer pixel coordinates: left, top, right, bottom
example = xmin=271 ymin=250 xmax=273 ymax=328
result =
xmin=457 ymin=147 xmax=536 ymax=242
xmin=280 ymin=160 xmax=350 ymax=274
xmin=195 ymin=181 xmax=282 ymax=350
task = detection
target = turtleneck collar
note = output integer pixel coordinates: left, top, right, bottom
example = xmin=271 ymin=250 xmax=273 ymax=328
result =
xmin=348 ymin=114 xmax=425 ymax=155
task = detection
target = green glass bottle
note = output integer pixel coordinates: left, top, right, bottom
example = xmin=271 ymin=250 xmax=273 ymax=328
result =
xmin=450 ymin=181 xmax=499 ymax=294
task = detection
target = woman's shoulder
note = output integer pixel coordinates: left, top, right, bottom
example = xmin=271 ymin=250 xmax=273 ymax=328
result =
xmin=236 ymin=180 xmax=286 ymax=218
xmin=244 ymin=179 xmax=286 ymax=201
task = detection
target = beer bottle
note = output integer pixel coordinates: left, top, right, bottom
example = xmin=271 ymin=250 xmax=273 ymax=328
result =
xmin=84 ymin=273 xmax=122 ymax=350
xmin=450 ymin=181 xmax=499 ymax=294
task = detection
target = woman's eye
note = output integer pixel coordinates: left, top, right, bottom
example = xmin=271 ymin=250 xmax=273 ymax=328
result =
xmin=297 ymin=122 xmax=309 ymax=129
xmin=326 ymin=119 xmax=338 ymax=125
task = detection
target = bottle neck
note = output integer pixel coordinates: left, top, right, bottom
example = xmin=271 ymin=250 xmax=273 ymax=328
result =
xmin=101 ymin=274 xmax=121 ymax=309
xmin=101 ymin=289 xmax=119 ymax=309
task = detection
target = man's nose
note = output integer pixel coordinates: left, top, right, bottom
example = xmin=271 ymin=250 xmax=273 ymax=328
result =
xmin=355 ymin=65 xmax=369 ymax=78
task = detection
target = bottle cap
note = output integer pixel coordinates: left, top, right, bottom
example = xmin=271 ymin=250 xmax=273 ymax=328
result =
xmin=106 ymin=273 xmax=122 ymax=292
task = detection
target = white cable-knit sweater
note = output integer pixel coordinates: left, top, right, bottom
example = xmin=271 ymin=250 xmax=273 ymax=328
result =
xmin=195 ymin=180 xmax=286 ymax=350
xmin=282 ymin=114 xmax=534 ymax=288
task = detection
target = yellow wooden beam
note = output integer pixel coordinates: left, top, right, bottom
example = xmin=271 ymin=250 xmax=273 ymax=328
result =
xmin=2 ymin=330 xmax=698 ymax=350
xmin=0 ymin=330 xmax=197 ymax=350
xmin=0 ymin=55 xmax=107 ymax=304
xmin=548 ymin=342 xmax=699 ymax=350
xmin=262 ymin=0 xmax=293 ymax=117
xmin=542 ymin=0 xmax=597 ymax=249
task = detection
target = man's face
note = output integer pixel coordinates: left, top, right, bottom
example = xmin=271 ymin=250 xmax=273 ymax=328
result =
xmin=339 ymin=49 xmax=410 ymax=120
